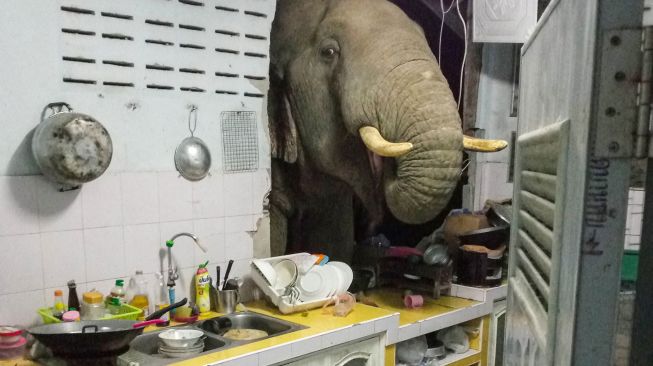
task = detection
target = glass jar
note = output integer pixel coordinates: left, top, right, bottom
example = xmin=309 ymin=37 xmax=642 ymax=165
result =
xmin=81 ymin=291 xmax=105 ymax=320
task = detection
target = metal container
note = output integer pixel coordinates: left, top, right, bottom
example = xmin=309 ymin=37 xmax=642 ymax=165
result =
xmin=32 ymin=103 xmax=112 ymax=189
xmin=217 ymin=290 xmax=239 ymax=314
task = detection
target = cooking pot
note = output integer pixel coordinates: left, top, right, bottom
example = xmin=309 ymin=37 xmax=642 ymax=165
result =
xmin=32 ymin=103 xmax=112 ymax=189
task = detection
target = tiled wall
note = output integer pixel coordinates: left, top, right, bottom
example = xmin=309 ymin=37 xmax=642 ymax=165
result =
xmin=0 ymin=0 xmax=275 ymax=327
xmin=0 ymin=170 xmax=269 ymax=326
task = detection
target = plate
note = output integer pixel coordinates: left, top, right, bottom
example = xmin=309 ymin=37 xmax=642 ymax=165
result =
xmin=328 ymin=262 xmax=353 ymax=294
xmin=297 ymin=266 xmax=336 ymax=301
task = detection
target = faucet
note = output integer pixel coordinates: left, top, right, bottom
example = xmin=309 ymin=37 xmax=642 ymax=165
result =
xmin=165 ymin=232 xmax=207 ymax=305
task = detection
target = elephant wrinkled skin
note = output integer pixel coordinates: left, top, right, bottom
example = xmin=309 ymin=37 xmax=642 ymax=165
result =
xmin=269 ymin=0 xmax=464 ymax=261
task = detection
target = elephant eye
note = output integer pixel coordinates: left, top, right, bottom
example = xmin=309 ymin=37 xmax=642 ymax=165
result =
xmin=320 ymin=47 xmax=337 ymax=59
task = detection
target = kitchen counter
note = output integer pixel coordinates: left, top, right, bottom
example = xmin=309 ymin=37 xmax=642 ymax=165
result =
xmin=170 ymin=300 xmax=398 ymax=366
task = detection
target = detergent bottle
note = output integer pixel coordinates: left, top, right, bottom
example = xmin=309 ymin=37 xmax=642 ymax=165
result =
xmin=195 ymin=261 xmax=211 ymax=313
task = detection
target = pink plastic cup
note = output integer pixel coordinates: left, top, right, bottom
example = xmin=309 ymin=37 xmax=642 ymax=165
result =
xmin=404 ymin=294 xmax=424 ymax=309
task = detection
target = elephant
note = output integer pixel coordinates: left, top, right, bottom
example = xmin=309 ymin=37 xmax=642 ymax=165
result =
xmin=268 ymin=0 xmax=505 ymax=262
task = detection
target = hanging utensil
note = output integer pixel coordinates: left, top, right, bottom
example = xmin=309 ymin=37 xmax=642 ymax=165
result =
xmin=174 ymin=106 xmax=211 ymax=181
xmin=32 ymin=102 xmax=113 ymax=190
xmin=222 ymin=260 xmax=234 ymax=290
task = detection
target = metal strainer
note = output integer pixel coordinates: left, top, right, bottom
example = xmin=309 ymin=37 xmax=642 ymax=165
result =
xmin=174 ymin=106 xmax=211 ymax=181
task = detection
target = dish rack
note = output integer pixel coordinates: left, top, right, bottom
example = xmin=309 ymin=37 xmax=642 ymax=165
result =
xmin=250 ymin=253 xmax=335 ymax=314
xmin=38 ymin=303 xmax=142 ymax=324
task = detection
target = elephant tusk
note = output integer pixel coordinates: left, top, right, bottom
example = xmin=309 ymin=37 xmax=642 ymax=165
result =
xmin=463 ymin=135 xmax=508 ymax=152
xmin=359 ymin=126 xmax=413 ymax=157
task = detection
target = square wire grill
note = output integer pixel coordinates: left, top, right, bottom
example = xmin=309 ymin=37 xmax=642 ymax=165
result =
xmin=221 ymin=111 xmax=259 ymax=173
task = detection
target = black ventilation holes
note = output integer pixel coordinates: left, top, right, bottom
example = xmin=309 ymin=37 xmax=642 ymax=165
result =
xmin=244 ymin=92 xmax=265 ymax=98
xmin=102 ymin=33 xmax=133 ymax=41
xmin=147 ymin=84 xmax=174 ymax=90
xmin=179 ymin=24 xmax=205 ymax=32
xmin=216 ymin=90 xmax=238 ymax=95
xmin=244 ymin=75 xmax=266 ymax=81
xmin=244 ymin=52 xmax=267 ymax=58
xmin=62 ymin=28 xmax=96 ymax=36
xmin=180 ymin=43 xmax=206 ymax=50
xmin=145 ymin=19 xmax=174 ymax=27
xmin=102 ymin=60 xmax=134 ymax=67
xmin=101 ymin=12 xmax=133 ymax=20
xmin=215 ymin=48 xmax=239 ymax=55
xmin=215 ymin=6 xmax=238 ymax=12
xmin=103 ymin=81 xmax=134 ymax=87
xmin=179 ymin=68 xmax=205 ymax=74
xmin=180 ymin=87 xmax=206 ymax=93
xmin=179 ymin=0 xmax=204 ymax=6
xmin=216 ymin=72 xmax=239 ymax=78
xmin=146 ymin=64 xmax=174 ymax=71
xmin=60 ymin=6 xmax=95 ymax=15
xmin=63 ymin=78 xmax=96 ymax=84
xmin=62 ymin=56 xmax=96 ymax=64
xmin=145 ymin=39 xmax=174 ymax=46
xmin=215 ymin=29 xmax=239 ymax=37
xmin=244 ymin=10 xmax=267 ymax=18
xmin=245 ymin=34 xmax=267 ymax=41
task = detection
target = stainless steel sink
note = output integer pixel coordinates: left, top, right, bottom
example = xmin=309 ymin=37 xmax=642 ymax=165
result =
xmin=118 ymin=312 xmax=306 ymax=365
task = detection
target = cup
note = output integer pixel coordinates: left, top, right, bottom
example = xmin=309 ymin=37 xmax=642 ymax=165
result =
xmin=217 ymin=290 xmax=239 ymax=314
xmin=404 ymin=294 xmax=424 ymax=309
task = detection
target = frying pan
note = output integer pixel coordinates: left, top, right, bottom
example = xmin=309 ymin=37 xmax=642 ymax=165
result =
xmin=29 ymin=298 xmax=187 ymax=359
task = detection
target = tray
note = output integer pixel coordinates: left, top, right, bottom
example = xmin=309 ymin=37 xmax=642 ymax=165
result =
xmin=251 ymin=253 xmax=336 ymax=314
xmin=38 ymin=303 xmax=142 ymax=324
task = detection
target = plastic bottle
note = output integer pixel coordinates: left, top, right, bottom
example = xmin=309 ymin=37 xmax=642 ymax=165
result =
xmin=154 ymin=272 xmax=170 ymax=323
xmin=127 ymin=271 xmax=150 ymax=318
xmin=195 ymin=261 xmax=211 ymax=313
xmin=107 ymin=279 xmax=126 ymax=305
xmin=67 ymin=280 xmax=80 ymax=311
xmin=107 ymin=297 xmax=122 ymax=315
xmin=52 ymin=290 xmax=65 ymax=319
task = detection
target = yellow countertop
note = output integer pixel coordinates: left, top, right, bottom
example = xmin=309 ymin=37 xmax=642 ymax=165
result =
xmin=171 ymin=300 xmax=397 ymax=365
xmin=364 ymin=288 xmax=481 ymax=326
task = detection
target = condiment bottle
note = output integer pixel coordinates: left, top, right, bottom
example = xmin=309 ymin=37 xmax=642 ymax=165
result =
xmin=67 ymin=280 xmax=80 ymax=311
xmin=52 ymin=290 xmax=65 ymax=319
xmin=127 ymin=270 xmax=150 ymax=318
xmin=195 ymin=261 xmax=211 ymax=314
xmin=107 ymin=279 xmax=126 ymax=305
xmin=108 ymin=297 xmax=122 ymax=315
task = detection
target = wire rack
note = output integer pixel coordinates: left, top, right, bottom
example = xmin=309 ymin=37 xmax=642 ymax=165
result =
xmin=221 ymin=111 xmax=259 ymax=173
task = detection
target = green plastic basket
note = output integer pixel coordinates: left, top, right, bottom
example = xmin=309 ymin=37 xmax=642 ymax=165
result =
xmin=38 ymin=303 xmax=142 ymax=324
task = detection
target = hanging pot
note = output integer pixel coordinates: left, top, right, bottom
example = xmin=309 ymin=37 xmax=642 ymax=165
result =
xmin=32 ymin=103 xmax=113 ymax=190
xmin=174 ymin=106 xmax=211 ymax=181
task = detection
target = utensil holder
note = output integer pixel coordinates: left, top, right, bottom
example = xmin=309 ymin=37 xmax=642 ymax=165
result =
xmin=217 ymin=290 xmax=239 ymax=314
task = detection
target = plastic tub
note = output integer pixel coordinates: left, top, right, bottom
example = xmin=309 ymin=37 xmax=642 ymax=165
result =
xmin=0 ymin=327 xmax=22 ymax=345
xmin=0 ymin=337 xmax=26 ymax=360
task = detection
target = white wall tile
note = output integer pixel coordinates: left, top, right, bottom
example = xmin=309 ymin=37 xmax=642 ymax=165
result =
xmin=81 ymin=173 xmax=123 ymax=228
xmin=258 ymin=344 xmax=292 ymax=365
xmin=225 ymin=215 xmax=255 ymax=233
xmin=631 ymin=213 xmax=643 ymax=237
xmin=158 ymin=172 xmax=193 ymax=222
xmin=35 ymin=177 xmax=83 ymax=232
xmin=192 ymin=174 xmax=225 ymax=219
xmin=121 ymin=172 xmax=159 ymax=225
xmin=225 ymin=232 xmax=254 ymax=260
xmin=84 ymin=227 xmax=125 ymax=282
xmin=85 ymin=279 xmax=117 ymax=297
xmin=0 ymin=290 xmax=44 ymax=327
xmin=193 ymin=218 xmax=225 ymax=266
xmin=159 ymin=220 xmax=196 ymax=269
xmin=224 ymin=172 xmax=254 ymax=216
xmin=0 ymin=176 xmax=39 ymax=236
xmin=123 ymin=223 xmax=162 ymax=275
xmin=251 ymin=169 xmax=270 ymax=215
xmin=41 ymin=230 xmax=86 ymax=288
xmin=0 ymin=234 xmax=42 ymax=294
xmin=291 ymin=335 xmax=323 ymax=357
xmin=219 ymin=353 xmax=259 ymax=366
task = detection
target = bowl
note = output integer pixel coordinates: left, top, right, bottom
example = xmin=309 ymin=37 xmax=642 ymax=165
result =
xmin=0 ymin=327 xmax=22 ymax=345
xmin=252 ymin=260 xmax=277 ymax=287
xmin=273 ymin=259 xmax=298 ymax=290
xmin=158 ymin=329 xmax=205 ymax=348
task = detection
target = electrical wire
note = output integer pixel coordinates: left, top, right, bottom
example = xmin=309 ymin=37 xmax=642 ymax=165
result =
xmin=455 ymin=0 xmax=468 ymax=108
xmin=438 ymin=0 xmax=456 ymax=64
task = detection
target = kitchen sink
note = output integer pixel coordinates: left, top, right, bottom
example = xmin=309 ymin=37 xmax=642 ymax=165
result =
xmin=118 ymin=312 xmax=306 ymax=365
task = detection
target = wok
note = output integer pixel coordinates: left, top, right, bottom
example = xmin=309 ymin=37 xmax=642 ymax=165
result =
xmin=29 ymin=319 xmax=163 ymax=359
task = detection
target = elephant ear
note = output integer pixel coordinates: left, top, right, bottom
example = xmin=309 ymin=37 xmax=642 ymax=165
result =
xmin=268 ymin=66 xmax=298 ymax=164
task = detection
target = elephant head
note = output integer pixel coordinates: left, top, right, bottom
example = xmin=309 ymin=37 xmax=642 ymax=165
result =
xmin=269 ymin=0 xmax=504 ymax=229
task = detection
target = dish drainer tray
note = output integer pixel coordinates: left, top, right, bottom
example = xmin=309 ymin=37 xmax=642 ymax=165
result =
xmin=250 ymin=253 xmax=334 ymax=314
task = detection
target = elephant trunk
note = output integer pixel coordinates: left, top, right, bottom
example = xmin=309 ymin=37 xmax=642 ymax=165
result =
xmin=373 ymin=60 xmax=463 ymax=224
